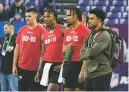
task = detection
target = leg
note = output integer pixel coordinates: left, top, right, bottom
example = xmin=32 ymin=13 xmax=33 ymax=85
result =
xmin=47 ymin=83 xmax=60 ymax=91
xmin=64 ymin=88 xmax=73 ymax=91
xmin=73 ymin=62 xmax=83 ymax=91
xmin=1 ymin=73 xmax=9 ymax=91
xmin=93 ymin=73 xmax=112 ymax=91
xmin=62 ymin=62 xmax=75 ymax=91
xmin=75 ymin=88 xmax=82 ymax=91
xmin=83 ymin=78 xmax=93 ymax=91
xmin=29 ymin=71 xmax=44 ymax=91
xmin=73 ymin=75 xmax=82 ymax=91
xmin=30 ymin=80 xmax=44 ymax=91
xmin=47 ymin=63 xmax=61 ymax=91
xmin=7 ymin=74 xmax=18 ymax=91
xmin=18 ymin=68 xmax=30 ymax=91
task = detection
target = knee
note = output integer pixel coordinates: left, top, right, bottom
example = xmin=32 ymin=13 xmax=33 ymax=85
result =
xmin=47 ymin=83 xmax=60 ymax=91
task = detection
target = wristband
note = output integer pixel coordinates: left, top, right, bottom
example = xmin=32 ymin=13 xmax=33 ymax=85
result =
xmin=80 ymin=72 xmax=87 ymax=75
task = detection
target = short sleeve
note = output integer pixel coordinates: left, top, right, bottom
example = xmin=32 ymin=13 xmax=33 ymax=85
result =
xmin=39 ymin=26 xmax=46 ymax=36
xmin=16 ymin=28 xmax=22 ymax=45
xmin=39 ymin=26 xmax=46 ymax=44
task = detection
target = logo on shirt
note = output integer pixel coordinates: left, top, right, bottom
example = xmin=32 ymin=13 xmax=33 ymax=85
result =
xmin=48 ymin=34 xmax=54 ymax=37
xmin=66 ymin=36 xmax=78 ymax=42
xmin=27 ymin=31 xmax=33 ymax=34
xmin=45 ymin=37 xmax=56 ymax=44
xmin=22 ymin=36 xmax=36 ymax=42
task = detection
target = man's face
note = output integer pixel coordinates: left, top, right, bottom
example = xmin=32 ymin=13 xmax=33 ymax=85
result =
xmin=4 ymin=24 xmax=11 ymax=36
xmin=88 ymin=14 xmax=100 ymax=28
xmin=25 ymin=12 xmax=37 ymax=25
xmin=66 ymin=10 xmax=76 ymax=25
xmin=15 ymin=1 xmax=22 ymax=7
xmin=43 ymin=12 xmax=55 ymax=27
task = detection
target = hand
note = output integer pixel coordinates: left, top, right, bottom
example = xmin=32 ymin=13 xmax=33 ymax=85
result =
xmin=62 ymin=45 xmax=71 ymax=54
xmin=53 ymin=64 xmax=61 ymax=72
xmin=12 ymin=66 xmax=18 ymax=76
xmin=35 ymin=71 xmax=41 ymax=83
xmin=78 ymin=72 xmax=87 ymax=83
xmin=6 ymin=46 xmax=14 ymax=52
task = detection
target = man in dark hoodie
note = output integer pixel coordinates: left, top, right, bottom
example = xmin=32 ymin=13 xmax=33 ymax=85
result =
xmin=80 ymin=8 xmax=112 ymax=91
xmin=9 ymin=0 xmax=25 ymax=21
xmin=0 ymin=22 xmax=18 ymax=91
xmin=0 ymin=3 xmax=9 ymax=21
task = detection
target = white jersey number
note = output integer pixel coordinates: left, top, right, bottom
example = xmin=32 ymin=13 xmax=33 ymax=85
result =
xmin=66 ymin=36 xmax=78 ymax=42
xmin=45 ymin=37 xmax=57 ymax=44
xmin=22 ymin=36 xmax=36 ymax=42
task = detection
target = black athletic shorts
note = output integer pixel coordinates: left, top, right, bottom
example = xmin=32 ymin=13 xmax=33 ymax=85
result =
xmin=43 ymin=61 xmax=62 ymax=85
xmin=18 ymin=67 xmax=43 ymax=91
xmin=62 ymin=61 xmax=82 ymax=88
xmin=83 ymin=72 xmax=112 ymax=91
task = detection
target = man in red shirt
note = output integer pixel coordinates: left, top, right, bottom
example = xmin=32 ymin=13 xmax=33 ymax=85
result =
xmin=62 ymin=7 xmax=91 ymax=91
xmin=12 ymin=8 xmax=45 ymax=91
xmin=34 ymin=8 xmax=67 ymax=91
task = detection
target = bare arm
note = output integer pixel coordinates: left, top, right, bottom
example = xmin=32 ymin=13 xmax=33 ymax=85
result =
xmin=78 ymin=60 xmax=87 ymax=83
xmin=62 ymin=44 xmax=70 ymax=55
xmin=37 ymin=35 xmax=45 ymax=72
xmin=13 ymin=44 xmax=20 ymax=67
xmin=35 ymin=35 xmax=45 ymax=82
xmin=60 ymin=25 xmax=68 ymax=35
xmin=37 ymin=43 xmax=45 ymax=73
xmin=12 ymin=44 xmax=20 ymax=76
xmin=80 ymin=60 xmax=86 ymax=73
xmin=62 ymin=44 xmax=66 ymax=54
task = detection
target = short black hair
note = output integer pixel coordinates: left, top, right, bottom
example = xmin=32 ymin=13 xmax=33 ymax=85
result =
xmin=4 ymin=22 xmax=14 ymax=26
xmin=89 ymin=8 xmax=106 ymax=22
xmin=25 ymin=8 xmax=38 ymax=14
xmin=42 ymin=8 xmax=57 ymax=21
xmin=15 ymin=0 xmax=21 ymax=2
xmin=67 ymin=7 xmax=82 ymax=21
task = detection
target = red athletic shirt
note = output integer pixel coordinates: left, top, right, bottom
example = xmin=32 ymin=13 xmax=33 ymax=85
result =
xmin=63 ymin=24 xmax=90 ymax=62
xmin=16 ymin=25 xmax=45 ymax=70
xmin=43 ymin=24 xmax=64 ymax=63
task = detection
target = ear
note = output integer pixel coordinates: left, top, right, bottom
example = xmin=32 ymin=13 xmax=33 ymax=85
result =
xmin=35 ymin=14 xmax=38 ymax=18
xmin=98 ymin=18 xmax=101 ymax=22
xmin=97 ymin=18 xmax=100 ymax=22
xmin=10 ymin=26 xmax=14 ymax=31
xmin=33 ymin=12 xmax=38 ymax=17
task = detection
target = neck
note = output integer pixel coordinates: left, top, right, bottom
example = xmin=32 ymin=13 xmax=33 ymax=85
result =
xmin=83 ymin=22 xmax=87 ymax=26
xmin=81 ymin=20 xmax=86 ymax=26
xmin=94 ymin=23 xmax=102 ymax=32
xmin=8 ymin=32 xmax=14 ymax=37
xmin=49 ymin=22 xmax=57 ymax=31
xmin=28 ymin=21 xmax=38 ymax=29
xmin=72 ymin=20 xmax=80 ymax=29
